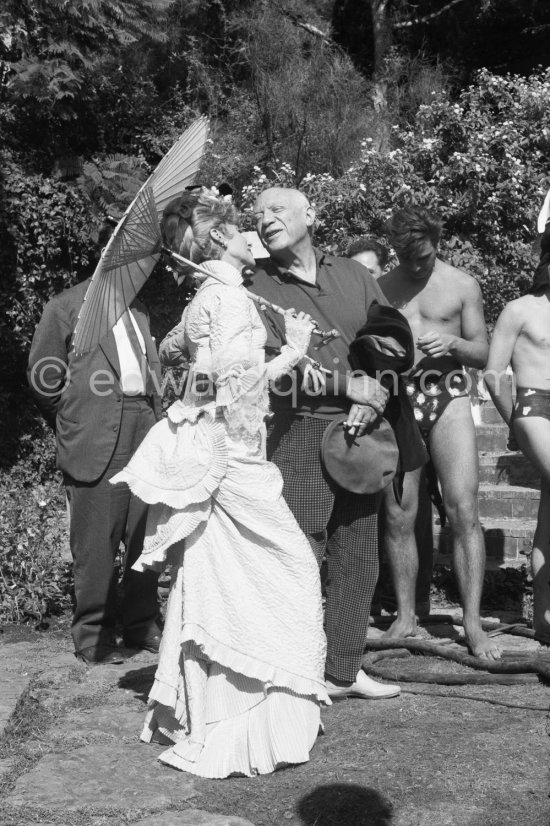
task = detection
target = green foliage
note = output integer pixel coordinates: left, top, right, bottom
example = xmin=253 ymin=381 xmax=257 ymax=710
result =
xmin=0 ymin=470 xmax=72 ymax=625
xmin=0 ymin=387 xmax=71 ymax=626
xmin=381 ymin=48 xmax=452 ymax=128
xmin=78 ymin=153 xmax=147 ymax=218
xmin=0 ymin=386 xmax=58 ymax=475
xmin=0 ymin=152 xmax=99 ymax=380
xmin=368 ymin=67 xmax=550 ymax=321
xmin=333 ymin=0 xmax=550 ymax=82
xmin=242 ymin=67 xmax=550 ymax=324
xmin=0 ymin=2 xmax=171 ymax=167
xmin=1 ymin=0 xmax=166 ymax=121
xmin=129 ymin=89 xmax=202 ymax=165
xmin=161 ymin=0 xmax=251 ymax=103
xmin=237 ymin=4 xmax=373 ymax=180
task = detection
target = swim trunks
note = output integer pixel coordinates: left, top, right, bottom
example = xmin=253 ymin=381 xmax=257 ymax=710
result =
xmin=512 ymin=386 xmax=550 ymax=422
xmin=403 ymin=370 xmax=469 ymax=438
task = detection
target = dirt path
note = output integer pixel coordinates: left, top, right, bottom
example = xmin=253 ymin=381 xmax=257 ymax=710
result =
xmin=1 ymin=621 xmax=548 ymax=826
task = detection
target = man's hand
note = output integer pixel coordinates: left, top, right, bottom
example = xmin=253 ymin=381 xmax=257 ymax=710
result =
xmin=346 ymin=374 xmax=388 ymax=414
xmin=301 ymin=361 xmax=328 ymax=394
xmin=416 ymin=331 xmax=456 ymax=358
xmin=344 ymin=404 xmax=378 ymax=436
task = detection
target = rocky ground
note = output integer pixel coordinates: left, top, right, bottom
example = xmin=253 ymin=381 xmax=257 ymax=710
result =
xmin=1 ymin=618 xmax=548 ymax=826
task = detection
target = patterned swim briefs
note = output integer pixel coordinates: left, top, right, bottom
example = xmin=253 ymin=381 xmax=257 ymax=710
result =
xmin=403 ymin=370 xmax=469 ymax=439
xmin=512 ymin=386 xmax=550 ymax=422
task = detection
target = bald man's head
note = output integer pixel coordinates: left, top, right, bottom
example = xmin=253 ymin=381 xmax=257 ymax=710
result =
xmin=256 ymin=187 xmax=310 ymax=209
xmin=253 ymin=187 xmax=315 ymax=257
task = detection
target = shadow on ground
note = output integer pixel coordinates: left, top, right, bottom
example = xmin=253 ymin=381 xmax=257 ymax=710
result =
xmin=118 ymin=664 xmax=156 ymax=703
xmin=297 ymin=783 xmax=393 ymax=826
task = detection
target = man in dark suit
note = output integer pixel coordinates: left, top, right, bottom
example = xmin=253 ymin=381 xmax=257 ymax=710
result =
xmin=28 ymin=277 xmax=163 ymax=664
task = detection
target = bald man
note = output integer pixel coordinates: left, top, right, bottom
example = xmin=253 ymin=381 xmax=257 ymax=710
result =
xmin=247 ymin=187 xmax=400 ymax=700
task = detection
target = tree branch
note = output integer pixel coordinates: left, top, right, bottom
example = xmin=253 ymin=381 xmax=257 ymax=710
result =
xmin=393 ymin=0 xmax=467 ymax=29
xmin=271 ymin=2 xmax=334 ymax=47
xmin=522 ymin=24 xmax=550 ymax=35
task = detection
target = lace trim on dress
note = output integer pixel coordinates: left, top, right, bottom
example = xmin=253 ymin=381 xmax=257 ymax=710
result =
xmin=133 ymin=501 xmax=211 ymax=572
xmin=216 ymin=364 xmax=271 ymax=446
xmin=181 ymin=626 xmax=328 ymax=702
xmin=110 ymin=413 xmax=228 ymax=510
xmin=145 ymin=689 xmax=322 ymax=778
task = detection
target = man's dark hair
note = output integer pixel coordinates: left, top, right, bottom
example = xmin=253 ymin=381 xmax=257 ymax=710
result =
xmin=346 ymin=237 xmax=389 ymax=269
xmin=385 ymin=206 xmax=443 ymax=258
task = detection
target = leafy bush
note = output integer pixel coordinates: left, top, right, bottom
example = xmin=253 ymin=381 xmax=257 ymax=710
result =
xmin=227 ymin=4 xmax=374 ymax=180
xmin=0 ymin=152 xmax=99 ymax=382
xmin=0 ymin=386 xmax=57 ymax=475
xmin=241 ymin=68 xmax=550 ymax=324
xmin=1 ymin=0 xmax=166 ymax=125
xmin=78 ymin=153 xmax=147 ymax=218
xmin=358 ymin=67 xmax=550 ymax=322
xmin=0 ymin=384 xmax=69 ymax=625
xmin=0 ymin=472 xmax=72 ymax=625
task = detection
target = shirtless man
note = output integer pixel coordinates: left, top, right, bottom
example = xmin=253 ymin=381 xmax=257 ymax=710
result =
xmin=484 ymin=191 xmax=550 ymax=643
xmin=378 ymin=205 xmax=501 ymax=659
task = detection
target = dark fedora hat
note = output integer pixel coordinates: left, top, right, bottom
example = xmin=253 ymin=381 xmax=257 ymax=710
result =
xmin=321 ymin=414 xmax=399 ymax=494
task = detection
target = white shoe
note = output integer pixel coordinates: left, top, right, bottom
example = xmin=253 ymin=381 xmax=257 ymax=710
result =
xmin=325 ymin=669 xmax=401 ymax=700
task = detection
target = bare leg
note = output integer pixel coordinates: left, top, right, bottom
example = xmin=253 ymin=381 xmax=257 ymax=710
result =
xmin=514 ymin=418 xmax=550 ymax=641
xmin=415 ymin=472 xmax=434 ymax=615
xmin=531 ymin=483 xmax=550 ymax=642
xmin=430 ymin=397 xmax=501 ymax=659
xmin=382 ymin=468 xmax=422 ymax=639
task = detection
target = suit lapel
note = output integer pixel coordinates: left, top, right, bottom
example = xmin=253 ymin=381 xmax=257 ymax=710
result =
xmin=68 ymin=280 xmax=121 ymax=378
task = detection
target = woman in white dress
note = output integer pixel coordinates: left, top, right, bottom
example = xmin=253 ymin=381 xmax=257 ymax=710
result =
xmin=112 ymin=190 xmax=328 ymax=778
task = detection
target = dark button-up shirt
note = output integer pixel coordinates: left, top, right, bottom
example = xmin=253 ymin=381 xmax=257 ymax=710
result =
xmin=246 ymin=249 xmax=389 ymax=417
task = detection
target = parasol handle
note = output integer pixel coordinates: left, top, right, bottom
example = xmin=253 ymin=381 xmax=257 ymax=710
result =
xmin=101 ymin=221 xmax=339 ymax=342
xmin=167 ymin=249 xmax=340 ymax=342
xmin=245 ymin=291 xmax=340 ymax=342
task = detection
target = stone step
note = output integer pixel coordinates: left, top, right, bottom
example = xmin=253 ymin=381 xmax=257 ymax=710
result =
xmin=434 ymin=516 xmax=535 ymax=568
xmin=478 ymin=483 xmax=540 ymax=520
xmin=478 ymin=400 xmax=505 ymax=425
xmin=478 ymin=451 xmax=540 ymax=488
xmin=476 ymin=423 xmax=510 ymax=453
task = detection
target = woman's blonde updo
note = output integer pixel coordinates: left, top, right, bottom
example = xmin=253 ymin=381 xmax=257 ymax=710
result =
xmin=161 ymin=188 xmax=239 ymax=272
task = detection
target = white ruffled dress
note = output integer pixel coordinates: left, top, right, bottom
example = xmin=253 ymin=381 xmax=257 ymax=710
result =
xmin=111 ymin=261 xmax=328 ymax=778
